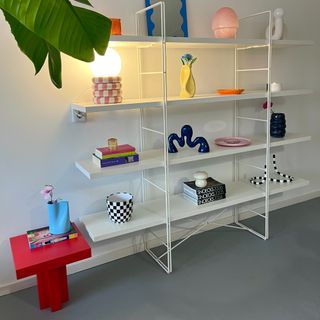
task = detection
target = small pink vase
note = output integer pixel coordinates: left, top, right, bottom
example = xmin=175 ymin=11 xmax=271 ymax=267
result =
xmin=212 ymin=7 xmax=239 ymax=39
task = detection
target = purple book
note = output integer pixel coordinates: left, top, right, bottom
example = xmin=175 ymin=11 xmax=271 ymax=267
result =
xmin=92 ymin=153 xmax=139 ymax=168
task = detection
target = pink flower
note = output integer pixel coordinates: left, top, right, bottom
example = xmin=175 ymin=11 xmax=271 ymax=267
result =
xmin=40 ymin=185 xmax=54 ymax=202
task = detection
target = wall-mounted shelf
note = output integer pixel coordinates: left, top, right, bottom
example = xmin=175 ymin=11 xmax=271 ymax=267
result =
xmin=75 ymin=149 xmax=163 ymax=179
xmin=71 ymin=89 xmax=313 ymax=118
xmin=75 ymin=134 xmax=311 ymax=180
xmin=108 ymin=35 xmax=314 ymax=49
xmin=80 ymin=178 xmax=309 ymax=242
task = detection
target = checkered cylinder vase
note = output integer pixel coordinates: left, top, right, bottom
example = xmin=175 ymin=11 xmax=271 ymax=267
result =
xmin=106 ymin=192 xmax=133 ymax=224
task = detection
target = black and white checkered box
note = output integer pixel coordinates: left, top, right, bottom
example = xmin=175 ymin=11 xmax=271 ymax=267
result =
xmin=106 ymin=192 xmax=133 ymax=224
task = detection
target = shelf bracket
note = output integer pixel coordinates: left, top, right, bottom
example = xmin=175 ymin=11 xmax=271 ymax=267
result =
xmin=71 ymin=108 xmax=87 ymax=123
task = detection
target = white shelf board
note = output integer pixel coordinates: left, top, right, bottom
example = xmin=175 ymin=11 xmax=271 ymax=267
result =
xmin=271 ymin=89 xmax=313 ymax=98
xmin=71 ymin=89 xmax=313 ymax=114
xmin=80 ymin=178 xmax=309 ymax=242
xmin=107 ymin=35 xmax=314 ymax=49
xmin=262 ymin=178 xmax=310 ymax=196
xmin=109 ymin=35 xmax=161 ymax=48
xmin=269 ymin=133 xmax=311 ymax=147
xmin=167 ymin=37 xmax=315 ymax=49
xmin=71 ymin=97 xmax=162 ymax=113
xmin=166 ymin=37 xmax=266 ymax=49
xmin=79 ymin=204 xmax=164 ymax=242
xmin=75 ymin=134 xmax=311 ymax=179
xmin=169 ymin=133 xmax=311 ymax=166
xmin=168 ymin=89 xmax=313 ymax=107
xmin=170 ymin=182 xmax=263 ymax=222
xmin=272 ymin=39 xmax=315 ymax=47
xmin=171 ymin=178 xmax=309 ymax=222
xmin=75 ymin=150 xmax=163 ymax=179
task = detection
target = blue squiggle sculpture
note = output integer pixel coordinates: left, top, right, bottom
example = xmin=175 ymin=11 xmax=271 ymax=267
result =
xmin=168 ymin=125 xmax=210 ymax=153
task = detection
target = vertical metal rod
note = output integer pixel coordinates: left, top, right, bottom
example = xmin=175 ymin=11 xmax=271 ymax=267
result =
xmin=159 ymin=1 xmax=172 ymax=274
xmin=233 ymin=46 xmax=239 ymax=224
xmin=135 ymin=1 xmax=171 ymax=274
xmin=136 ymin=24 xmax=146 ymax=202
xmin=265 ymin=11 xmax=273 ymax=240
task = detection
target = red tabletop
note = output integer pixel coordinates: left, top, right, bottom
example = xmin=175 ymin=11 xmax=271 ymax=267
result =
xmin=10 ymin=224 xmax=91 ymax=279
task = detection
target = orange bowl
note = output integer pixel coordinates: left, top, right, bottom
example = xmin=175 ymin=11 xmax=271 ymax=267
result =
xmin=217 ymin=89 xmax=244 ymax=95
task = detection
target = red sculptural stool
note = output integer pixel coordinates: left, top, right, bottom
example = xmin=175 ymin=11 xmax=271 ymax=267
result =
xmin=10 ymin=224 xmax=91 ymax=312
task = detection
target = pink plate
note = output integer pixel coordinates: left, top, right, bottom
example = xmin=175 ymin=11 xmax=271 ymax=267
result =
xmin=214 ymin=137 xmax=251 ymax=147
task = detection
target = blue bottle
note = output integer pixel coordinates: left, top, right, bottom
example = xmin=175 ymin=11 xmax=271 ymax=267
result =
xmin=270 ymin=113 xmax=286 ymax=138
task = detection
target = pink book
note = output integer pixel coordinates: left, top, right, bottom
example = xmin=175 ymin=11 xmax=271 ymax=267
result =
xmin=95 ymin=144 xmax=136 ymax=157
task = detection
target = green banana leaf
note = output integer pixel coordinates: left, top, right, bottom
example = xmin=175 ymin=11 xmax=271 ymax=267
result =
xmin=0 ymin=0 xmax=111 ymax=88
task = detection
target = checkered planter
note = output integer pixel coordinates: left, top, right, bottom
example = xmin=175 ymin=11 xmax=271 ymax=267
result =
xmin=106 ymin=192 xmax=133 ymax=224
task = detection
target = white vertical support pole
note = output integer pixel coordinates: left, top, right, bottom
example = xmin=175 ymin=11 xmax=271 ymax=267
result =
xmin=233 ymin=46 xmax=239 ymax=224
xmin=159 ymin=1 xmax=172 ymax=273
xmin=265 ymin=11 xmax=273 ymax=240
xmin=136 ymin=15 xmax=146 ymax=203
xmin=135 ymin=1 xmax=171 ymax=273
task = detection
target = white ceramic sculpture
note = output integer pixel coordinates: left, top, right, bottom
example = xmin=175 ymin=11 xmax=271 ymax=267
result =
xmin=265 ymin=8 xmax=284 ymax=40
xmin=194 ymin=171 xmax=208 ymax=188
xmin=270 ymin=82 xmax=282 ymax=92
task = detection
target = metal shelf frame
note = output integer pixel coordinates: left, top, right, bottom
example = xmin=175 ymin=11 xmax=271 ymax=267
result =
xmin=73 ymin=3 xmax=312 ymax=274
xmin=135 ymin=6 xmax=274 ymax=273
xmin=233 ymin=11 xmax=272 ymax=240
xmin=136 ymin=2 xmax=172 ymax=274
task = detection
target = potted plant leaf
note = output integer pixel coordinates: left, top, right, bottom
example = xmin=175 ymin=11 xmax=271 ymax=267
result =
xmin=0 ymin=0 xmax=111 ymax=88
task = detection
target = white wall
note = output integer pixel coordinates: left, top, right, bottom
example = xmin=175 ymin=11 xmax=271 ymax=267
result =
xmin=0 ymin=0 xmax=320 ymax=293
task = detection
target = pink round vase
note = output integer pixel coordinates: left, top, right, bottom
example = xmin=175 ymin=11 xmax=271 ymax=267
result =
xmin=212 ymin=7 xmax=239 ymax=39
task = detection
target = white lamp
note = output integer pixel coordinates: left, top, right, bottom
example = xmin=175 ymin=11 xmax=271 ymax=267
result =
xmin=90 ymin=48 xmax=123 ymax=104
xmin=89 ymin=48 xmax=122 ymax=77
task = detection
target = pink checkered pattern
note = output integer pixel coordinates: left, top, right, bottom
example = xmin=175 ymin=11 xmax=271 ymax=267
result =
xmin=93 ymin=89 xmax=122 ymax=97
xmin=92 ymin=77 xmax=121 ymax=83
xmin=93 ymin=83 xmax=121 ymax=90
xmin=92 ymin=77 xmax=122 ymax=105
xmin=94 ymin=96 xmax=122 ymax=104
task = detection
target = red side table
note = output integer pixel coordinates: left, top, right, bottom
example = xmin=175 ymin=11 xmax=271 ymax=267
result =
xmin=10 ymin=224 xmax=91 ymax=312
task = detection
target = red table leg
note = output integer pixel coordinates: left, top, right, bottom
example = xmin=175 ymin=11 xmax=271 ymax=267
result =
xmin=58 ymin=265 xmax=69 ymax=303
xmin=37 ymin=272 xmax=49 ymax=309
xmin=36 ymin=266 xmax=69 ymax=312
xmin=48 ymin=268 xmax=62 ymax=312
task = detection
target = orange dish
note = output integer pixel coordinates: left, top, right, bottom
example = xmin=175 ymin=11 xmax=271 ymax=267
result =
xmin=217 ymin=89 xmax=245 ymax=95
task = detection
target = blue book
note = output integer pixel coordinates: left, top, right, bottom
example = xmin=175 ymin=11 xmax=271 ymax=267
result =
xmin=92 ymin=153 xmax=139 ymax=168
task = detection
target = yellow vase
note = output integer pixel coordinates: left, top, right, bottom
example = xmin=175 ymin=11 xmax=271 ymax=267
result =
xmin=180 ymin=65 xmax=196 ymax=98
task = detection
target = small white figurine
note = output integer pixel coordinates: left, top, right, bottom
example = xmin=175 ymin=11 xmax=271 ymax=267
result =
xmin=265 ymin=8 xmax=284 ymax=40
xmin=270 ymin=82 xmax=282 ymax=92
xmin=193 ymin=171 xmax=208 ymax=188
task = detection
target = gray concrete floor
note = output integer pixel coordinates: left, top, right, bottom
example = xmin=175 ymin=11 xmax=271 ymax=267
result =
xmin=1 ymin=198 xmax=320 ymax=320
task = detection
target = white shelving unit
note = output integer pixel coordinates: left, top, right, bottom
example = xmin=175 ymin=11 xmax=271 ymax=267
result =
xmin=73 ymin=3 xmax=313 ymax=274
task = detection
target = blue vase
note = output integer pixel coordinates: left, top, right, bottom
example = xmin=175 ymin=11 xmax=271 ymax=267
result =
xmin=270 ymin=113 xmax=286 ymax=138
xmin=48 ymin=201 xmax=71 ymax=234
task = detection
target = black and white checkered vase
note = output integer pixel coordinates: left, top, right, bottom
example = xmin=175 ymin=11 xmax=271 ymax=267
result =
xmin=106 ymin=192 xmax=133 ymax=224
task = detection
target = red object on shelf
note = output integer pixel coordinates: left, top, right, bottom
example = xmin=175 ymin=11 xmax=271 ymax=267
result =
xmin=9 ymin=224 xmax=91 ymax=312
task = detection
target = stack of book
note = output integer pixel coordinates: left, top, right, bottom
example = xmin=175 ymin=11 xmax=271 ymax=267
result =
xmin=183 ymin=177 xmax=226 ymax=205
xmin=92 ymin=77 xmax=122 ymax=104
xmin=27 ymin=223 xmax=78 ymax=250
xmin=92 ymin=144 xmax=139 ymax=168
